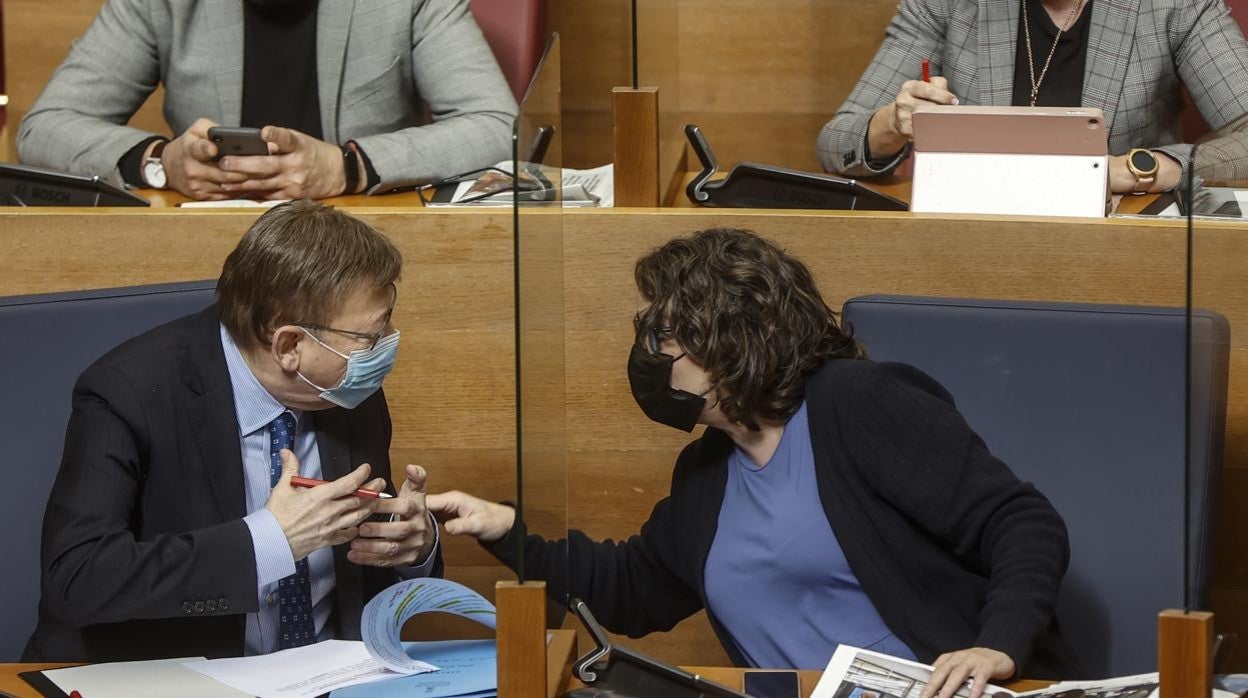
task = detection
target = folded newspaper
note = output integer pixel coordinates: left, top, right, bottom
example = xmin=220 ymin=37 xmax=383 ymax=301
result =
xmin=811 ymin=645 xmax=1236 ymax=698
xmin=428 ymin=161 xmax=614 ymax=208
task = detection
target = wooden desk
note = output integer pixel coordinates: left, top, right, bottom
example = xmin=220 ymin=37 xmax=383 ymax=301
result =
xmin=0 ymin=629 xmax=575 ymax=698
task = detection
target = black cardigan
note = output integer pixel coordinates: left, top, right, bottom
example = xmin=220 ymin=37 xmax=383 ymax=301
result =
xmin=487 ymin=359 xmax=1084 ymax=679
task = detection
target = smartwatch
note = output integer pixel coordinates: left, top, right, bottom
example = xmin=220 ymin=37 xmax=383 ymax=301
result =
xmin=1126 ymin=148 xmax=1159 ymax=195
xmin=142 ymin=140 xmax=169 ymax=189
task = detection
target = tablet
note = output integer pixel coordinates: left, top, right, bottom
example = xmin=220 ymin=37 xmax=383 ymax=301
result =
xmin=910 ymin=105 xmax=1109 ymax=218
xmin=912 ymin=105 xmax=1107 ymax=157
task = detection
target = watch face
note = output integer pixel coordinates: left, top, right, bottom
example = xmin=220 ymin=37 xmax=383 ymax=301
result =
xmin=143 ymin=159 xmax=166 ymax=189
xmin=1130 ymin=149 xmax=1157 ymax=174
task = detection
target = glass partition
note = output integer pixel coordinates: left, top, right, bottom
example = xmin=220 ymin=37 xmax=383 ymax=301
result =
xmin=552 ymin=0 xmax=682 ymax=185
xmin=550 ymin=1 xmax=632 ymax=169
xmin=511 ymin=32 xmax=568 ymax=612
xmin=1186 ymin=158 xmax=1237 ymax=673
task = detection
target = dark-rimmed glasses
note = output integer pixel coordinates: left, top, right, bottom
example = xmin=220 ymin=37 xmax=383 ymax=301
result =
xmin=634 ymin=317 xmax=674 ymax=356
xmin=299 ymin=324 xmax=394 ymax=351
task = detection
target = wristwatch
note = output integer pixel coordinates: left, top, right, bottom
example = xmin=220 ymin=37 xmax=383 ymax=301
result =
xmin=341 ymin=142 xmax=361 ymax=195
xmin=142 ymin=140 xmax=169 ymax=189
xmin=1125 ymin=148 xmax=1158 ymax=195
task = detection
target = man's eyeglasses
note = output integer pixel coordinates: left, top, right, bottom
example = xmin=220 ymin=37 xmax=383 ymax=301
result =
xmin=299 ymin=324 xmax=391 ymax=351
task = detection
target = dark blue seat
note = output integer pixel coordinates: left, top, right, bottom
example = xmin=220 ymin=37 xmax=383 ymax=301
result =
xmin=841 ymin=295 xmax=1229 ymax=678
xmin=0 ymin=281 xmax=216 ymax=661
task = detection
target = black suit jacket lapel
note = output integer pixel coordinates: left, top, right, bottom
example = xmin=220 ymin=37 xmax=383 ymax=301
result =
xmin=182 ymin=307 xmax=247 ymax=522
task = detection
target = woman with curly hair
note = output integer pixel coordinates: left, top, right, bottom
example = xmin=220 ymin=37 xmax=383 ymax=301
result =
xmin=428 ymin=228 xmax=1082 ymax=694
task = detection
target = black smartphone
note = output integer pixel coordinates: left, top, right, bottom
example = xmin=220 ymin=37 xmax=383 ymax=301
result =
xmin=743 ymin=670 xmax=801 ymax=698
xmin=207 ymin=126 xmax=270 ymax=160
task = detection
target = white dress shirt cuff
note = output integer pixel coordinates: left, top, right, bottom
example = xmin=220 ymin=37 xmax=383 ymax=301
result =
xmin=397 ymin=512 xmax=441 ymax=579
xmin=243 ymin=508 xmax=297 ymax=589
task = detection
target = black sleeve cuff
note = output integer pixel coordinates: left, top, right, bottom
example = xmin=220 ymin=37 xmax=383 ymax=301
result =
xmin=481 ymin=502 xmax=524 ymax=571
xmin=117 ymin=136 xmax=167 ymax=187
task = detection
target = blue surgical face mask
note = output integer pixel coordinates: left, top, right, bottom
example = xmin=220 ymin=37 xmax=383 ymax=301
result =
xmin=296 ymin=328 xmax=400 ymax=409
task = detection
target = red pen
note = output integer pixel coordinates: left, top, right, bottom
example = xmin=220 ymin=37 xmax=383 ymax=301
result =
xmin=921 ymin=58 xmax=931 ymax=83
xmin=70 ymin=692 xmax=82 ymax=698
xmin=291 ymin=476 xmax=393 ymax=499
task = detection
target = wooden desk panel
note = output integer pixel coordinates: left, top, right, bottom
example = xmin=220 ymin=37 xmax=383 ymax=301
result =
xmin=3 ymin=207 xmax=1248 ymax=670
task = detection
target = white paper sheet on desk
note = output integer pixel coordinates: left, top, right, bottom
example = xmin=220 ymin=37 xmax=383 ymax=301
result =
xmin=183 ymin=640 xmax=404 ymax=698
xmin=330 ymin=639 xmax=497 ymax=698
xmin=361 ymin=577 xmax=498 ymax=673
xmin=44 ymin=657 xmax=250 ymax=698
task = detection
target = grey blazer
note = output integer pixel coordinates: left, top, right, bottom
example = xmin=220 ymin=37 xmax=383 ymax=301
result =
xmin=819 ymin=0 xmax=1248 ymax=181
xmin=17 ymin=0 xmax=519 ymax=191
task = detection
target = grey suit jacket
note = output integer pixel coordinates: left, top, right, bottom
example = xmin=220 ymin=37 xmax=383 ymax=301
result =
xmin=819 ymin=0 xmax=1248 ymax=181
xmin=17 ymin=0 xmax=519 ymax=191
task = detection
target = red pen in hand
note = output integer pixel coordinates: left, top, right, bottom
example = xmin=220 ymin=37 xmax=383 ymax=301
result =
xmin=921 ymin=58 xmax=931 ymax=83
xmin=291 ymin=476 xmax=393 ymax=499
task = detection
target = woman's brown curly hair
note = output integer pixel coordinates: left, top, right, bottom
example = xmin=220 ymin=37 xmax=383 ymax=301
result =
xmin=633 ymin=228 xmax=864 ymax=430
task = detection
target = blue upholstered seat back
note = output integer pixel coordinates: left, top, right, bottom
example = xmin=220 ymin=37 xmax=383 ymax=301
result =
xmin=0 ymin=281 xmax=215 ymax=661
xmin=842 ymin=295 xmax=1228 ymax=678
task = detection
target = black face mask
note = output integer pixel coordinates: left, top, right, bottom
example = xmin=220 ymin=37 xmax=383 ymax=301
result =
xmin=627 ymin=344 xmax=707 ymax=433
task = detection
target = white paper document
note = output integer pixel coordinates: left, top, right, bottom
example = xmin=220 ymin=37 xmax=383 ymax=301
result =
xmin=184 ymin=640 xmax=401 ymax=698
xmin=811 ymin=645 xmax=1236 ymax=698
xmin=43 ymin=657 xmax=250 ymax=698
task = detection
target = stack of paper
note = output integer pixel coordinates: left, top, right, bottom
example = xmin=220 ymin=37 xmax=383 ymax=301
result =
xmin=184 ymin=641 xmax=406 ymax=698
xmin=182 ymin=578 xmax=500 ymax=698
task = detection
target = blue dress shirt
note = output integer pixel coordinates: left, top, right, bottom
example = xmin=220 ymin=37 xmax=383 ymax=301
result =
xmin=220 ymin=325 xmax=438 ymax=655
xmin=703 ymin=401 xmax=916 ymax=669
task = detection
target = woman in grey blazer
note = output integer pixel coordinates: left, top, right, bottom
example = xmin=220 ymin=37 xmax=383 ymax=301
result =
xmin=820 ymin=0 xmax=1248 ymax=194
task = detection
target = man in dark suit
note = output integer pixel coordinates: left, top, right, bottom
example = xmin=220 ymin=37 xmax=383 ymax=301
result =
xmin=24 ymin=200 xmax=439 ymax=662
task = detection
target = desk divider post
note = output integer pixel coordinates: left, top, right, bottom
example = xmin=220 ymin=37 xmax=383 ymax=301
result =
xmin=497 ymin=580 xmax=548 ymax=698
xmin=612 ymin=86 xmax=660 ymax=207
xmin=1158 ymin=609 xmax=1213 ymax=698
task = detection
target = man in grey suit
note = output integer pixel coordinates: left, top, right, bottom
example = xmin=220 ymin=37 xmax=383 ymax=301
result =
xmin=820 ymin=0 xmax=1248 ymax=195
xmin=17 ymin=0 xmax=518 ymax=200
